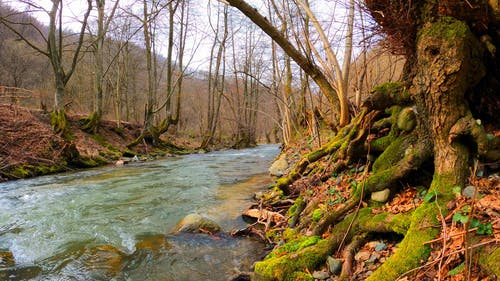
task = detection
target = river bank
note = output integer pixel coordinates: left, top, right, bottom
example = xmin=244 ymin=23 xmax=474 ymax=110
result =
xmin=0 ymin=104 xmax=203 ymax=181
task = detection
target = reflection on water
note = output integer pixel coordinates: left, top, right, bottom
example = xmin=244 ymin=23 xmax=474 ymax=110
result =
xmin=0 ymin=145 xmax=280 ymax=280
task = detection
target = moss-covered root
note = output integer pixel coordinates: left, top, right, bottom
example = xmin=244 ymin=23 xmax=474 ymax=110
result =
xmin=366 ymin=174 xmax=456 ymax=281
xmin=51 ymin=110 xmax=68 ymax=136
xmin=311 ymin=138 xmax=431 ymax=236
xmin=276 ymin=110 xmax=374 ymax=194
xmin=254 ymin=209 xmax=411 ymax=281
xmin=80 ymin=112 xmax=100 ymax=134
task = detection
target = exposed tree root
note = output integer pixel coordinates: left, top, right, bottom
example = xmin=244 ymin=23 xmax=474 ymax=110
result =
xmin=338 ymin=234 xmax=368 ymax=281
xmin=80 ymin=112 xmax=100 ymax=134
xmin=253 ymin=208 xmax=412 ymax=280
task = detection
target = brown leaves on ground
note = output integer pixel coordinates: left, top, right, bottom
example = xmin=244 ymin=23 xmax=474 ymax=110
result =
xmin=374 ymin=186 xmax=422 ymax=215
xmin=0 ymin=104 xmax=66 ymax=180
xmin=411 ymin=174 xmax=500 ymax=281
xmin=351 ymin=239 xmax=400 ymax=281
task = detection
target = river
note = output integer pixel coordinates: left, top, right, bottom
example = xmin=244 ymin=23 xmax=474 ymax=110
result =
xmin=0 ymin=144 xmax=280 ymax=280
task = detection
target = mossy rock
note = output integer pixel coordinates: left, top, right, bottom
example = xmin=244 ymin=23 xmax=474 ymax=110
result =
xmin=397 ymin=107 xmax=417 ymax=132
xmin=174 ymin=213 xmax=221 ymax=234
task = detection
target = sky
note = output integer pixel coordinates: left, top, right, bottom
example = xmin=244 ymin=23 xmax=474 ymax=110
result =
xmin=3 ymin=0 xmax=361 ymax=72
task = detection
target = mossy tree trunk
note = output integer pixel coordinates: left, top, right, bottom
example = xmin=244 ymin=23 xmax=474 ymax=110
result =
xmin=249 ymin=1 xmax=499 ymax=280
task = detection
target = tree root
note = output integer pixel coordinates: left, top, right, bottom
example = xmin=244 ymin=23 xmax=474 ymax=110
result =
xmin=311 ymin=136 xmax=432 ymax=236
xmin=365 ymin=173 xmax=456 ymax=281
xmin=338 ymin=234 xmax=368 ymax=281
xmin=276 ymin=109 xmax=378 ymax=195
xmin=253 ymin=208 xmax=412 ymax=280
xmin=80 ymin=112 xmax=100 ymax=134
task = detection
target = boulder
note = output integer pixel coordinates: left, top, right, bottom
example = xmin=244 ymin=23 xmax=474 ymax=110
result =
xmin=175 ymin=213 xmax=221 ymax=234
xmin=371 ymin=188 xmax=391 ymax=203
xmin=269 ymin=154 xmax=288 ymax=177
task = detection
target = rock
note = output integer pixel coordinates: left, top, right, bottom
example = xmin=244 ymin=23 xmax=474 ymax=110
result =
xmin=354 ymin=251 xmax=371 ymax=261
xmin=371 ymin=189 xmax=390 ymax=203
xmin=175 ymin=213 xmax=221 ymax=234
xmin=82 ymin=244 xmax=126 ymax=278
xmin=463 ymin=185 xmax=477 ymax=199
xmin=374 ymin=241 xmax=387 ymax=252
xmin=312 ymin=270 xmax=330 ymax=280
xmin=135 ymin=234 xmax=170 ymax=251
xmin=115 ymin=159 xmax=124 ymax=166
xmin=269 ymin=154 xmax=288 ymax=177
xmin=327 ymin=256 xmax=342 ymax=275
xmin=367 ymin=253 xmax=379 ymax=263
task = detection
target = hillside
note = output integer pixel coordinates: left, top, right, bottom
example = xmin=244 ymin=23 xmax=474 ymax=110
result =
xmin=0 ymin=104 xmax=196 ymax=181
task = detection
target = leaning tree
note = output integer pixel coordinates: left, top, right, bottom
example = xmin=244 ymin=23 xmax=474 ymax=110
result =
xmin=226 ymin=0 xmax=500 ymax=280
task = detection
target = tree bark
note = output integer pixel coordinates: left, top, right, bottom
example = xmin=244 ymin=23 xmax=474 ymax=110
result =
xmin=225 ymin=0 xmax=340 ymax=123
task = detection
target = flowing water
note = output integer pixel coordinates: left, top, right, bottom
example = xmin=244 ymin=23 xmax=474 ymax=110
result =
xmin=0 ymin=145 xmax=280 ymax=281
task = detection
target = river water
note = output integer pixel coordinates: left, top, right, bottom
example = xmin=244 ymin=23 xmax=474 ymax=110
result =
xmin=0 ymin=145 xmax=280 ymax=280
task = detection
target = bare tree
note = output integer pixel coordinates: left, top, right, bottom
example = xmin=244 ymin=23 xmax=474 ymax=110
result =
xmin=82 ymin=0 xmax=120 ymax=133
xmin=223 ymin=0 xmax=357 ymax=127
xmin=201 ymin=2 xmax=229 ymax=149
xmin=0 ymin=0 xmax=93 ymax=134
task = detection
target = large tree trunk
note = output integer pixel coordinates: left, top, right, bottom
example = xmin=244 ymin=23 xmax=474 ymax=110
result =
xmin=413 ymin=18 xmax=485 ymax=183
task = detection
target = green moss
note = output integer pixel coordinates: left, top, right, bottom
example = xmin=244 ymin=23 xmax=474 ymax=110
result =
xmin=482 ymin=247 xmax=500 ymax=277
xmin=371 ymin=106 xmax=402 ymax=152
xmin=367 ymin=173 xmax=455 ymax=281
xmin=282 ymin=228 xmax=298 ymax=241
xmin=254 ymin=238 xmax=329 ymax=281
xmin=388 ymin=213 xmax=412 ymax=235
xmin=419 ymin=17 xmax=469 ymax=42
xmin=266 ymin=235 xmax=321 ymax=260
xmin=372 ymin=133 xmax=416 ymax=173
xmin=372 ymin=82 xmax=405 ymax=97
xmin=8 ymin=164 xmax=66 ymax=179
xmin=312 ymin=208 xmax=323 ymax=222
xmin=263 ymin=186 xmax=284 ymax=202
xmin=11 ymin=165 xmax=32 ymax=178
xmin=397 ymin=107 xmax=417 ymax=132
xmin=51 ymin=110 xmax=71 ymax=138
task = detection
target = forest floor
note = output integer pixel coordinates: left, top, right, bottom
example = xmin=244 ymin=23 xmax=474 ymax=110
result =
xmin=239 ymin=131 xmax=499 ymax=281
xmin=0 ymin=104 xmax=201 ymax=182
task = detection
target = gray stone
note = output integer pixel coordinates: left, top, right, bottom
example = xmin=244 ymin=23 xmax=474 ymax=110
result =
xmin=374 ymin=241 xmax=387 ymax=252
xmin=462 ymin=185 xmax=477 ymax=199
xmin=312 ymin=270 xmax=330 ymax=280
xmin=269 ymin=154 xmax=288 ymax=177
xmin=371 ymin=189 xmax=391 ymax=203
xmin=175 ymin=213 xmax=221 ymax=234
xmin=367 ymin=253 xmax=378 ymax=263
xmin=326 ymin=256 xmax=342 ymax=275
